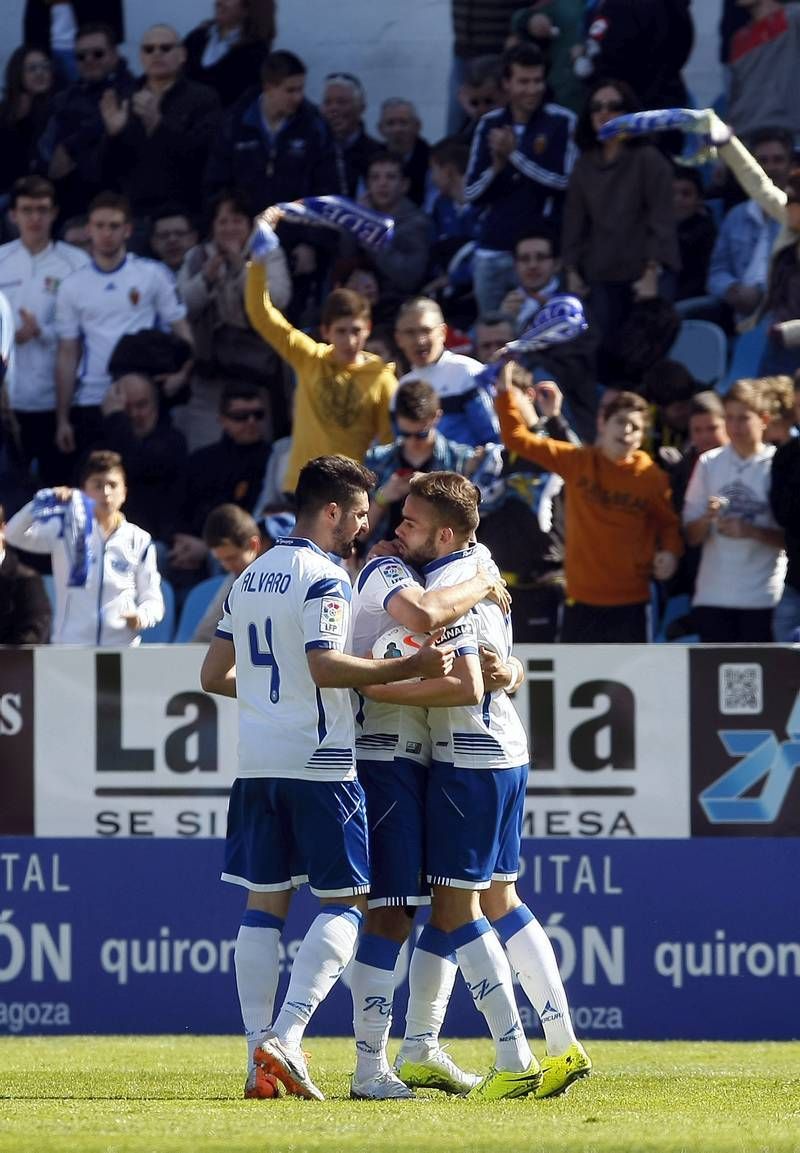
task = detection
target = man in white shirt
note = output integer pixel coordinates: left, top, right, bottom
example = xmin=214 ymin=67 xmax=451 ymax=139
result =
xmin=55 ymin=191 xmax=191 ymax=461
xmin=394 ymin=296 xmax=499 ymax=446
xmin=199 ymin=454 xmax=453 ymax=1103
xmin=0 ymin=176 xmax=89 ymax=485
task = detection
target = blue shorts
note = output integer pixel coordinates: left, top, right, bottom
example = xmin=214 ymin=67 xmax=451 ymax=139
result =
xmin=426 ymin=763 xmax=528 ymax=889
xmin=358 ymin=757 xmax=430 ymax=909
xmin=221 ymin=776 xmax=370 ymax=898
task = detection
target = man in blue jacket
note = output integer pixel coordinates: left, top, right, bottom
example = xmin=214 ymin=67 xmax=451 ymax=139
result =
xmin=464 ymin=43 xmax=576 ymax=312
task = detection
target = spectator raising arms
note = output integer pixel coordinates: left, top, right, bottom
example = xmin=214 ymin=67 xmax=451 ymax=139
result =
xmin=561 ymin=77 xmax=679 ymax=382
xmin=495 ymin=367 xmax=683 ymax=642
xmin=245 ymin=213 xmax=396 ymax=494
xmin=4 ymin=449 xmax=164 ymax=646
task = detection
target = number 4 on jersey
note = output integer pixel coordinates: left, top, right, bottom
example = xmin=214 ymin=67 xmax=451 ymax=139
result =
xmin=248 ymin=618 xmax=280 ymax=703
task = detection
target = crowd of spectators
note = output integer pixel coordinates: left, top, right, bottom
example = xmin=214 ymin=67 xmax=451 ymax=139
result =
xmin=0 ymin=0 xmax=799 ymax=647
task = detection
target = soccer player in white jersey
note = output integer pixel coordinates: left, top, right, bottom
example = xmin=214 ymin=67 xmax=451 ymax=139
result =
xmin=0 ymin=176 xmax=88 ymax=485
xmin=367 ymin=472 xmax=591 ymax=1099
xmin=54 ymin=191 xmax=192 ymax=460
xmin=199 ymin=455 xmax=455 ymax=1102
xmin=348 ymin=535 xmax=511 ymax=1099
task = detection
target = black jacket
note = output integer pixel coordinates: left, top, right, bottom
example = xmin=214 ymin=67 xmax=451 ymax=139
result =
xmin=24 ymin=0 xmax=124 ymax=46
xmin=101 ymin=413 xmax=188 ymax=543
xmin=183 ymin=24 xmax=268 ymax=109
xmin=770 ymin=436 xmax=800 ymax=591
xmin=180 ymin=435 xmax=271 ymax=539
xmin=101 ymin=76 xmax=221 ymax=216
xmin=0 ymin=548 xmax=51 ymax=645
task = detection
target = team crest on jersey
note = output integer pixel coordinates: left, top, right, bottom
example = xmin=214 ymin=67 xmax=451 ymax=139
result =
xmin=319 ymin=596 xmax=346 ymax=636
xmin=129 ymin=287 xmax=140 ymax=305
xmin=534 ymin=134 xmax=548 ymax=155
xmin=379 ymin=561 xmax=408 ymax=590
xmin=43 ymin=276 xmax=60 ymax=293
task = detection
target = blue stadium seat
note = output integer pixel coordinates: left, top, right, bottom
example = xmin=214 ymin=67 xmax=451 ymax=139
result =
xmin=668 ymin=319 xmax=728 ymax=390
xmin=718 ymin=319 xmax=770 ymax=394
xmin=140 ymin=578 xmax=175 ymax=644
xmin=174 ymin=575 xmax=227 ymax=643
xmin=654 ymin=593 xmax=700 ymax=643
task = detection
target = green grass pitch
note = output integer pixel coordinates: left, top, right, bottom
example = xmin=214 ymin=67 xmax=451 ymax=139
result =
xmin=1 ymin=1037 xmax=799 ymax=1153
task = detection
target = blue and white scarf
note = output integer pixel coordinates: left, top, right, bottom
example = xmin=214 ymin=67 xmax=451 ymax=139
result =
xmin=30 ymin=489 xmax=94 ymax=587
xmin=478 ymin=295 xmax=588 ymax=386
xmin=598 ymin=108 xmax=715 ymax=165
xmin=275 ymin=195 xmax=394 ymax=249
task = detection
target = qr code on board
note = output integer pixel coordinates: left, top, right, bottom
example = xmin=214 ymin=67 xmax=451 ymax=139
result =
xmin=718 ymin=663 xmax=763 ymax=715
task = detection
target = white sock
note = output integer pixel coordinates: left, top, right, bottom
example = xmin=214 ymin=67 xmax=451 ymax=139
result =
xmin=272 ymin=905 xmax=362 ymax=1048
xmin=350 ymin=933 xmax=402 ymax=1079
xmin=400 ymin=925 xmax=458 ymax=1057
xmin=234 ymin=910 xmax=283 ymax=1068
xmin=494 ymin=904 xmax=577 ymax=1055
xmin=453 ymin=918 xmax=532 ymax=1073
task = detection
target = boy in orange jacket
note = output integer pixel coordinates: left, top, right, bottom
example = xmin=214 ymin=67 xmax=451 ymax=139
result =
xmin=494 ymin=365 xmax=682 ymax=641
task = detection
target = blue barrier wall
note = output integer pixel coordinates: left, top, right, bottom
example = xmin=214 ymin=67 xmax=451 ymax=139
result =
xmin=1 ymin=838 xmax=797 ymax=1039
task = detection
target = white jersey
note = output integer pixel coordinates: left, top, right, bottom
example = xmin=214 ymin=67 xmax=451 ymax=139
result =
xmin=399 ymin=349 xmax=484 ymax=402
xmin=683 ymin=443 xmax=786 ymax=609
xmin=0 ymin=239 xmax=89 ymax=411
xmin=424 ymin=544 xmax=529 ymax=770
xmin=4 ymin=500 xmax=163 ymax=646
xmin=216 ymin=536 xmax=357 ymax=782
xmin=55 ymin=254 xmax=186 ymax=406
xmin=350 ymin=554 xmax=431 ymax=765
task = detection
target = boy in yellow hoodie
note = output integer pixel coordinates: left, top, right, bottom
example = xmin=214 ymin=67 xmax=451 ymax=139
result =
xmin=245 ymin=211 xmax=396 ymax=492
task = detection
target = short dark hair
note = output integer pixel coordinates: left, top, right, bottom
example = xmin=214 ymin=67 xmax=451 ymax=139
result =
xmin=409 ymin=471 xmax=480 ymax=537
xmin=430 ymin=137 xmax=470 ymax=174
xmin=261 ymin=49 xmax=306 ymax=87
xmin=80 ymin=449 xmax=125 ymax=485
xmin=476 ymin=310 xmax=515 ymax=331
xmin=515 ymin=228 xmax=558 ymax=258
xmin=366 ymin=150 xmax=405 ymax=180
xmin=75 ymin=23 xmax=116 ymax=45
xmin=295 ymin=455 xmax=377 ymax=516
xmin=11 ymin=176 xmax=56 ymax=207
xmin=321 ymin=288 xmax=371 ymax=327
xmin=205 ymin=188 xmax=253 ymax=232
xmin=395 ymin=379 xmax=440 ymax=423
xmin=463 ymin=54 xmax=502 ymax=89
xmin=501 ymin=42 xmax=545 ymax=79
xmin=748 ymin=126 xmax=794 ymax=157
xmin=600 ymin=390 xmax=650 ymax=422
xmin=689 ymin=390 xmax=725 ymax=419
xmin=150 ymin=203 xmax=193 ymax=231
xmin=88 ymin=191 xmax=131 ymax=221
xmin=203 ymin=504 xmax=260 ymax=548
xmin=219 ymin=381 xmax=264 ymax=414
xmin=671 ymin=165 xmax=704 ymax=194
xmin=641 ymin=360 xmax=696 ymax=406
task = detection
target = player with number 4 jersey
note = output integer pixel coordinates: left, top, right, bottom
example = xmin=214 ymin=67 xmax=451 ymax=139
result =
xmin=200 ymin=456 xmax=455 ymax=1102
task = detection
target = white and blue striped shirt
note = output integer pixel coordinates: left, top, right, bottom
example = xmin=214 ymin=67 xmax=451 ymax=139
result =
xmin=216 ymin=537 xmax=356 ymax=781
